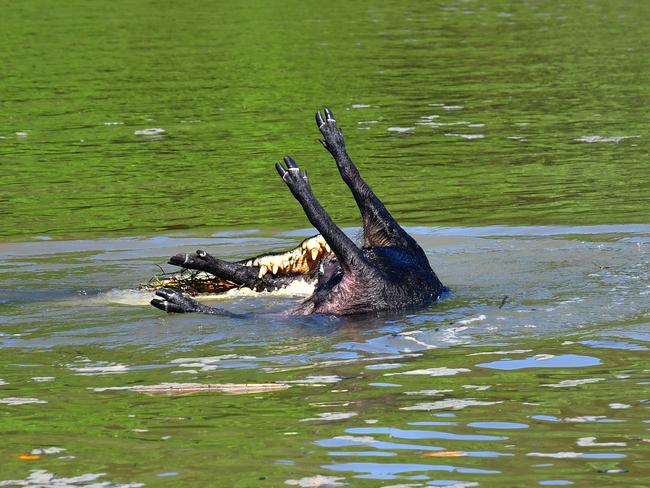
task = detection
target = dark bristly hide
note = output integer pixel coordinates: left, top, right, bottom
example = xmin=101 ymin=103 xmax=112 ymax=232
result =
xmin=150 ymin=108 xmax=446 ymax=316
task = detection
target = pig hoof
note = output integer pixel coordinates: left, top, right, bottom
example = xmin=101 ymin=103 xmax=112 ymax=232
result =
xmin=275 ymin=156 xmax=310 ymax=192
xmin=316 ymin=107 xmax=344 ymax=150
xmin=151 ymin=288 xmax=200 ymax=313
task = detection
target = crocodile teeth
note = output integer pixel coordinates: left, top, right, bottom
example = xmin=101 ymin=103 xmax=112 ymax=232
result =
xmin=324 ymin=243 xmax=331 ymax=252
xmin=311 ymin=248 xmax=319 ymax=260
xmin=258 ymin=265 xmax=268 ymax=278
xmin=272 ymin=263 xmax=279 ymax=275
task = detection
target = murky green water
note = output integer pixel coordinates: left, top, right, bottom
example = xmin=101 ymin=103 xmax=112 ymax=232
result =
xmin=1 ymin=1 xmax=649 ymax=487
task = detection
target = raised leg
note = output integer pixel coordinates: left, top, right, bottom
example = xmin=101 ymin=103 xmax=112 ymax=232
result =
xmin=316 ymin=108 xmax=417 ymax=249
xmin=275 ymin=156 xmax=373 ymax=275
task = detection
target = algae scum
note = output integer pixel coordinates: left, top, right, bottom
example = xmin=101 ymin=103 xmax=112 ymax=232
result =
xmin=1 ymin=0 xmax=650 ymax=486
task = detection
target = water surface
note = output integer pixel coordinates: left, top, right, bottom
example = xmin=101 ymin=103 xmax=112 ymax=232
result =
xmin=1 ymin=0 xmax=648 ymax=240
xmin=2 ymin=226 xmax=649 ymax=486
xmin=1 ymin=1 xmax=649 ymax=487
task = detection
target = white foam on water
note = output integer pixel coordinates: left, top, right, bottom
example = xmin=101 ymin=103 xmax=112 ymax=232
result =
xmin=284 ymin=375 xmax=342 ymax=385
xmin=97 ymin=289 xmax=153 ymax=306
xmin=385 ymin=367 xmax=471 ymax=377
xmin=169 ymin=354 xmax=257 ymax=371
xmin=31 ymin=447 xmax=67 ymax=455
xmin=133 ymin=127 xmax=166 ymax=136
xmin=542 ymin=378 xmax=605 ymax=388
xmin=403 ymin=389 xmax=453 ymax=396
xmin=0 ymin=397 xmax=48 ymax=405
xmin=575 ymin=135 xmax=639 ymax=143
xmin=285 ymin=475 xmax=346 ymax=487
xmin=444 ymin=133 xmax=485 ymax=140
xmin=98 ymin=278 xmax=315 ymax=307
xmin=0 ymin=470 xmax=143 ymax=487
xmin=527 ymin=452 xmax=583 ymax=458
xmin=400 ymin=399 xmax=502 ymax=411
xmin=469 ymin=349 xmax=532 ymax=356
xmin=577 ymin=437 xmax=626 ymax=447
xmin=69 ymin=364 xmax=129 ymax=375
xmin=458 ymin=314 xmax=486 ymax=325
xmin=300 ymin=412 xmax=358 ymax=422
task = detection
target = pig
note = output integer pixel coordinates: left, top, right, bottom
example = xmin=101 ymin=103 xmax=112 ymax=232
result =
xmin=151 ymin=108 xmax=445 ymax=316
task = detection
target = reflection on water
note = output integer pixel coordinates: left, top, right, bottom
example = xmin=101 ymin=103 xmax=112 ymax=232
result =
xmin=475 ymin=354 xmax=601 ymax=370
xmin=1 ymin=226 xmax=649 ymax=485
xmin=0 ymin=470 xmax=144 ymax=488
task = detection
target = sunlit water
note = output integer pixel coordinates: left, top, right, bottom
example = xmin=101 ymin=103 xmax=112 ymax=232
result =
xmin=1 ymin=227 xmax=649 ymax=486
xmin=2 ymin=0 xmax=649 ymax=241
xmin=2 ymin=0 xmax=650 ymax=486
